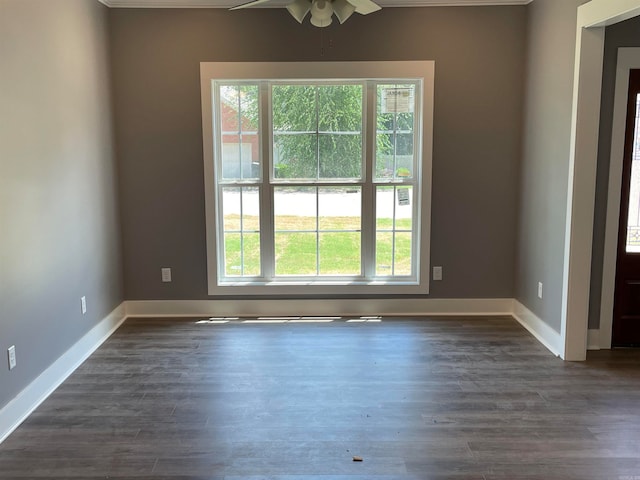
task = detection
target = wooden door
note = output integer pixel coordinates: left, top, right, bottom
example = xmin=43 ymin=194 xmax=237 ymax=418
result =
xmin=613 ymin=69 xmax=640 ymax=347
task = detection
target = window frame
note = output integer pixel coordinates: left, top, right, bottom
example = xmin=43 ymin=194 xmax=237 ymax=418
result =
xmin=201 ymin=61 xmax=434 ymax=296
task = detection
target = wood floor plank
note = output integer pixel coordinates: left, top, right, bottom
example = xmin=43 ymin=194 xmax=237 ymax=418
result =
xmin=1 ymin=316 xmax=640 ymax=479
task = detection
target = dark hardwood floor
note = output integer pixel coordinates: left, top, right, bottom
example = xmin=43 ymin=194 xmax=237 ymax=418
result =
xmin=1 ymin=316 xmax=640 ymax=479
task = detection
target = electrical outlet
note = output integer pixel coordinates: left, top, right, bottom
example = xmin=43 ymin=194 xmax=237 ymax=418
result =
xmin=433 ymin=266 xmax=443 ymax=281
xmin=8 ymin=346 xmax=16 ymax=370
xmin=161 ymin=267 xmax=172 ymax=283
xmin=538 ymin=282 xmax=543 ymax=299
xmin=81 ymin=296 xmax=87 ymax=315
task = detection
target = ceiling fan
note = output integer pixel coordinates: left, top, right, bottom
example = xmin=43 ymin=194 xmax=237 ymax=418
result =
xmin=231 ymin=0 xmax=382 ymax=28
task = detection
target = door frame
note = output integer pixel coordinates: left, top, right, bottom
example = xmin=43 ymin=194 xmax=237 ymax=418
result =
xmin=599 ymin=48 xmax=640 ymax=349
xmin=563 ymin=0 xmax=640 ymax=360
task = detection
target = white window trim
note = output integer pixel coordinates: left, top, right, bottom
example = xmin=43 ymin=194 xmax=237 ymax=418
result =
xmin=200 ymin=61 xmax=434 ymax=296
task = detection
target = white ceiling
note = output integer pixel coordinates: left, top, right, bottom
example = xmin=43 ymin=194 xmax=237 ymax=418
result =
xmin=100 ymin=0 xmax=532 ymax=8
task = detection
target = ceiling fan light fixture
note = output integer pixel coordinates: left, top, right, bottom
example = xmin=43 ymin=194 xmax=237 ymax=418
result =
xmin=286 ymin=0 xmax=311 ymax=24
xmin=310 ymin=0 xmax=333 ymax=27
xmin=230 ymin=0 xmax=380 ymax=28
xmin=333 ymin=0 xmax=356 ymax=24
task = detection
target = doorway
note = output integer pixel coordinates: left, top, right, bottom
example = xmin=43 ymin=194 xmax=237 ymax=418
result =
xmin=612 ymin=69 xmax=640 ymax=346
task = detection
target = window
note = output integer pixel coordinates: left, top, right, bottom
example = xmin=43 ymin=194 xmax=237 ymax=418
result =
xmin=201 ymin=62 xmax=434 ymax=295
xmin=627 ymin=93 xmax=640 ymax=252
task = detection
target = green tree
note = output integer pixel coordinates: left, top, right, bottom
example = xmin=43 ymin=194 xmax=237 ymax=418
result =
xmin=221 ymin=82 xmax=404 ymax=180
xmin=272 ymin=84 xmax=365 ymax=179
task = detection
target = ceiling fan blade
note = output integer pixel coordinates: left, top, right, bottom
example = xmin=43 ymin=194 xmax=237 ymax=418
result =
xmin=333 ymin=0 xmax=356 ymax=24
xmin=286 ymin=0 xmax=311 ymax=23
xmin=346 ymin=0 xmax=381 ymax=15
xmin=230 ymin=0 xmax=277 ymax=10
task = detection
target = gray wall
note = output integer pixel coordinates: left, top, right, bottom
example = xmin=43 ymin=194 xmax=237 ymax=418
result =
xmin=515 ymin=0 xmax=586 ymax=333
xmin=0 ymin=0 xmax=123 ymax=409
xmin=110 ymin=6 xmax=526 ymax=300
xmin=589 ymin=16 xmax=640 ymax=331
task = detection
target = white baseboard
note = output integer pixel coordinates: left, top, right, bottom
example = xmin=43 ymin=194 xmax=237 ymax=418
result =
xmin=124 ymin=298 xmax=514 ymax=318
xmin=512 ymin=300 xmax=563 ymax=357
xmin=0 ymin=303 xmax=126 ymax=445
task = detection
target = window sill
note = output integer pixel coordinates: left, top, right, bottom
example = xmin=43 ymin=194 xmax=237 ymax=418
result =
xmin=209 ymin=279 xmax=429 ymax=296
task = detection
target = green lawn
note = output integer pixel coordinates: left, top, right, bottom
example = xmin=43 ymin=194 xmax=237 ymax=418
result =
xmin=224 ymin=215 xmax=412 ymax=276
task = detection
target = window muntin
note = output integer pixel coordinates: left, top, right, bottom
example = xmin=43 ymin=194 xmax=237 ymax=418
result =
xmin=221 ymin=186 xmax=261 ymax=277
xmin=218 ymin=84 xmax=260 ymax=181
xmin=201 ymin=61 xmax=433 ymax=294
xmin=274 ymin=186 xmax=362 ymax=276
xmin=215 ymin=79 xmax=419 ymax=283
xmin=375 ymin=186 xmax=414 ymax=276
xmin=376 ymin=84 xmax=416 ymax=181
xmin=272 ymin=83 xmax=364 ymax=181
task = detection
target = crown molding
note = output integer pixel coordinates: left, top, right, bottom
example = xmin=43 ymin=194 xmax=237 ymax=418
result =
xmin=99 ymin=0 xmax=533 ymax=8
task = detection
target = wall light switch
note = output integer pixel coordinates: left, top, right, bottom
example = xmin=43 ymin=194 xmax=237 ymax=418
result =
xmin=8 ymin=346 xmax=16 ymax=370
xmin=538 ymin=282 xmax=543 ymax=299
xmin=433 ymin=266 xmax=443 ymax=281
xmin=161 ymin=268 xmax=172 ymax=283
xmin=81 ymin=296 xmax=87 ymax=315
